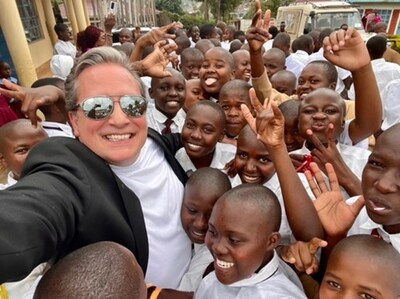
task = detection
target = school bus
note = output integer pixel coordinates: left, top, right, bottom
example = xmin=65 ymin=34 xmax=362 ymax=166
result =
xmin=276 ymin=1 xmax=368 ymax=40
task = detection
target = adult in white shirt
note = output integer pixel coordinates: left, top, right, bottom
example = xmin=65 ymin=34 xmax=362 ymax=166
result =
xmin=53 ymin=23 xmax=76 ymax=59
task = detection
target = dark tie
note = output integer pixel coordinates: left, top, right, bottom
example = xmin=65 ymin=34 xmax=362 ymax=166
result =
xmin=162 ymin=118 xmax=173 ymax=135
xmin=371 ymin=228 xmax=381 ymax=239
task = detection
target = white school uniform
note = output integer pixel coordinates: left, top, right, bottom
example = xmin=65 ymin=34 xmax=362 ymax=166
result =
xmin=41 ymin=121 xmax=74 ymax=138
xmin=146 ymin=107 xmax=185 ymax=134
xmin=175 ymin=142 xmax=236 ymax=175
xmin=195 ymin=251 xmax=306 ymax=299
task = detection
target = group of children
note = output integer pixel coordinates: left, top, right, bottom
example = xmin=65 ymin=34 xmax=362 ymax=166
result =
xmin=0 ymin=0 xmax=400 ymax=297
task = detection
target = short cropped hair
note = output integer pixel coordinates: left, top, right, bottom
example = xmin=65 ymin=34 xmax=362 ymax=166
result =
xmin=64 ymin=47 xmax=145 ymax=112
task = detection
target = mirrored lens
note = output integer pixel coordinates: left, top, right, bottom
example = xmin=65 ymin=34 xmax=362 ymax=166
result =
xmin=120 ymin=96 xmax=147 ymax=117
xmin=81 ymin=97 xmax=113 ymax=119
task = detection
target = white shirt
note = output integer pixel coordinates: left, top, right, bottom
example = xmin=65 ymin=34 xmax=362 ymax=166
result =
xmin=53 ymin=40 xmax=76 ymax=58
xmin=339 ymin=120 xmax=369 ymax=149
xmin=285 ymin=54 xmax=305 ymax=79
xmin=195 ymin=251 xmax=306 ymax=299
xmin=146 ymin=107 xmax=184 ymax=134
xmin=292 ymin=142 xmax=370 ymax=200
xmin=178 ymin=244 xmax=213 ymax=292
xmin=382 ymin=79 xmax=400 ymax=130
xmin=291 ymin=50 xmax=309 ymax=66
xmin=347 ymin=197 xmax=400 ymax=253
xmin=348 ymin=58 xmax=400 ymax=101
xmin=41 ymin=121 xmax=74 ymax=138
xmin=175 ymin=142 xmax=236 ymax=175
xmin=111 ymin=138 xmax=191 ymax=288
xmin=263 ymin=39 xmax=274 ymax=51
xmin=0 ymin=171 xmax=17 ymax=190
xmin=230 ymin=174 xmax=292 ymax=245
xmin=308 ymin=48 xmax=351 ymax=94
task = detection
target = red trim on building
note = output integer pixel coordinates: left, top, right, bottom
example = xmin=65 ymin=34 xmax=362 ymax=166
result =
xmin=389 ymin=9 xmax=399 ymax=34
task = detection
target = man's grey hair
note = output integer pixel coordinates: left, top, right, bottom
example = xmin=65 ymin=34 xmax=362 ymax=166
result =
xmin=65 ymin=47 xmax=145 ymax=111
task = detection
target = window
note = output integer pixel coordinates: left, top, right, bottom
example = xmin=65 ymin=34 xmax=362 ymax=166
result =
xmin=16 ymin=0 xmax=43 ymax=43
xmin=376 ymin=9 xmax=392 ymax=24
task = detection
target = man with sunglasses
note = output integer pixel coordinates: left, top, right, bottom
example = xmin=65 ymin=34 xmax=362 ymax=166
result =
xmin=0 ymin=47 xmax=192 ymax=291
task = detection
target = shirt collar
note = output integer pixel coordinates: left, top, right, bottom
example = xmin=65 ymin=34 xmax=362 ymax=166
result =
xmin=228 ymin=250 xmax=279 ymax=287
xmin=360 ymin=219 xmax=400 ymax=253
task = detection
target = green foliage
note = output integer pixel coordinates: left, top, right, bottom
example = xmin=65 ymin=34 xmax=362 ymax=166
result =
xmin=166 ymin=11 xmax=209 ymax=29
xmin=209 ymin=0 xmax=243 ymax=22
xmin=156 ymin=0 xmax=184 ymax=15
xmin=244 ymin=0 xmax=290 ymax=19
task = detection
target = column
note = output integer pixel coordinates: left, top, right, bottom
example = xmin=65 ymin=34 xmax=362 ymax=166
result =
xmin=82 ymin=0 xmax=90 ymax=27
xmin=41 ymin=0 xmax=58 ymax=45
xmin=73 ymin=0 xmax=88 ymax=32
xmin=0 ymin=1 xmax=37 ymax=86
xmin=64 ymin=0 xmax=79 ymax=37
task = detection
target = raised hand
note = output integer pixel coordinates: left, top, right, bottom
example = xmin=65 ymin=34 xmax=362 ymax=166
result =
xmin=279 ymin=237 xmax=327 ymax=275
xmin=246 ymin=0 xmax=271 ymax=53
xmin=136 ymin=23 xmax=178 ymax=48
xmin=104 ymin=14 xmax=116 ymax=32
xmin=323 ymin=28 xmax=370 ymax=71
xmin=307 ymin=125 xmax=362 ymax=196
xmin=305 ymin=162 xmax=365 ymax=238
xmin=0 ymin=79 xmax=62 ymax=126
xmin=139 ymin=40 xmax=177 ymax=78
xmin=242 ymin=88 xmax=285 ymax=149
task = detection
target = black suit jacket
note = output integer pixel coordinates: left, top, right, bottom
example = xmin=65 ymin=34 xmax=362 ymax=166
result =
xmin=0 ymin=129 xmax=186 ymax=283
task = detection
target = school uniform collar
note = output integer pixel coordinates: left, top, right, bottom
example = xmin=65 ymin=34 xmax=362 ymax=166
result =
xmin=7 ymin=171 xmax=18 ymax=186
xmin=152 ymin=107 xmax=180 ymax=123
xmin=228 ymin=250 xmax=279 ymax=288
xmin=360 ymin=219 xmax=400 ymax=253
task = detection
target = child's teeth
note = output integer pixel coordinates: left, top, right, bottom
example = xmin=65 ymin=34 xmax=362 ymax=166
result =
xmin=216 ymin=258 xmax=234 ymax=269
xmin=374 ymin=207 xmax=386 ymax=211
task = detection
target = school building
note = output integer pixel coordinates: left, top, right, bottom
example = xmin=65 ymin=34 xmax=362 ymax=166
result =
xmin=348 ymin=0 xmax=400 ymax=34
xmin=0 ymin=0 xmax=156 ymax=87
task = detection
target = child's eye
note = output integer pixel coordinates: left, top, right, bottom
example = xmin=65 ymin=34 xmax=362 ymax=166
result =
xmin=177 ymin=86 xmax=185 ymax=92
xmin=360 ymin=293 xmax=376 ymax=299
xmin=228 ymin=237 xmax=241 ymax=245
xmin=298 ymin=79 xmax=305 ymax=85
xmin=259 ymin=157 xmax=271 ymax=163
xmin=327 ymin=280 xmax=341 ymax=289
xmin=238 ymin=153 xmax=248 ymax=159
xmin=221 ymin=105 xmax=229 ymax=111
xmin=207 ymin=228 xmax=216 ymax=236
xmin=160 ymin=86 xmax=169 ymax=91
xmin=325 ymin=109 xmax=338 ymax=115
xmin=367 ymin=159 xmax=384 ymax=169
xmin=187 ymin=207 xmax=197 ymax=214
xmin=310 ymin=79 xmax=319 ymax=84
xmin=187 ymin=65 xmax=194 ymax=70
xmin=203 ymin=127 xmax=214 ymax=134
xmin=185 ymin=122 xmax=196 ymax=129
xmin=201 ymin=64 xmax=209 ymax=69
xmin=216 ymin=64 xmax=225 ymax=69
xmin=15 ymin=148 xmax=28 ymax=154
xmin=302 ymin=108 xmax=315 ymax=115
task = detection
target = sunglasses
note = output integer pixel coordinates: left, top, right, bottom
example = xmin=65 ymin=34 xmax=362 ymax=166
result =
xmin=74 ymin=95 xmax=147 ymax=120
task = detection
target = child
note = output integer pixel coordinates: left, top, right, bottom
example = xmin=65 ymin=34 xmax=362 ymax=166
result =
xmin=194 ymin=39 xmax=215 ymax=55
xmin=0 ymin=61 xmax=23 ymax=124
xmin=294 ymin=88 xmax=371 ymax=197
xmin=182 ymin=79 xmax=206 ymax=115
xmin=176 ymin=101 xmax=236 ymax=173
xmin=33 ymin=242 xmax=147 ymax=299
xmin=319 ymin=235 xmax=400 ymax=299
xmin=31 ymin=77 xmax=74 ymax=138
xmin=219 ymin=80 xmax=252 ymax=143
xmin=195 ymin=184 xmax=306 ymax=298
xmin=178 ymin=167 xmax=232 ymax=292
xmin=262 ymin=48 xmax=286 ymax=79
xmin=179 ymin=48 xmax=204 ymax=80
xmin=53 ymin=23 xmax=77 ymax=58
xmin=147 ymin=68 xmax=186 ymax=134
xmin=278 ymin=99 xmax=304 ymax=152
xmin=0 ymin=119 xmax=48 ymax=189
xmin=232 ymin=49 xmax=251 ymax=82
xmin=118 ymin=28 xmax=133 ymax=45
xmin=199 ymin=47 xmax=235 ymax=101
xmin=188 ymin=25 xmax=200 ymax=46
xmin=273 ymin=33 xmax=305 ymax=79
xmin=270 ymin=70 xmax=297 ymax=96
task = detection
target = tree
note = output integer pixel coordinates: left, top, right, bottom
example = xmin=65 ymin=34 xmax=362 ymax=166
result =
xmin=209 ymin=0 xmax=242 ymax=22
xmin=155 ymin=0 xmax=184 ymax=15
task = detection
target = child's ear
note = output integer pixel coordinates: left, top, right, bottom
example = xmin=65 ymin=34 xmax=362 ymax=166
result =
xmin=218 ymin=128 xmax=225 ymax=142
xmin=329 ymin=82 xmax=337 ymax=90
xmin=266 ymin=232 xmax=281 ymax=251
xmin=230 ymin=70 xmax=235 ymax=80
xmin=148 ymin=87 xmax=153 ymax=98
